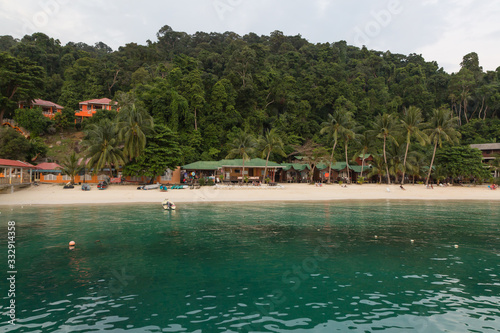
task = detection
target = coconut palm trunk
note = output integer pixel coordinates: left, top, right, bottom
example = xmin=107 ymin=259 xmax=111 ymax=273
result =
xmin=383 ymin=136 xmax=391 ymax=185
xmin=401 ymin=134 xmax=410 ymax=185
xmin=328 ymin=142 xmax=337 ymax=183
xmin=426 ymin=140 xmax=438 ymax=186
xmin=345 ymin=141 xmax=350 ymax=183
xmin=263 ymin=150 xmax=270 ymax=182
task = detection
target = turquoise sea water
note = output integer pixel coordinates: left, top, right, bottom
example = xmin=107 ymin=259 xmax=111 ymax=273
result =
xmin=0 ymin=201 xmax=499 ymax=332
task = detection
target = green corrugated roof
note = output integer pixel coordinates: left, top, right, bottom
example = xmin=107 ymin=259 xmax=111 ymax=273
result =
xmin=220 ymin=158 xmax=282 ymax=168
xmin=182 ymin=158 xmax=282 ymax=170
xmin=350 ymin=165 xmax=372 ymax=173
xmin=281 ymin=163 xmax=310 ymax=171
xmin=182 ymin=161 xmax=221 ymax=170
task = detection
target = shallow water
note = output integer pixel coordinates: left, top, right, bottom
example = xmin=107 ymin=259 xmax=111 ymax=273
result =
xmin=0 ymin=201 xmax=499 ymax=332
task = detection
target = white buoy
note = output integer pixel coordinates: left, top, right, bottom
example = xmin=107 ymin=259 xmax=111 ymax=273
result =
xmin=374 ymin=235 xmax=378 ymax=239
xmin=454 ymin=244 xmax=459 ymax=248
xmin=411 ymin=239 xmax=415 ymax=243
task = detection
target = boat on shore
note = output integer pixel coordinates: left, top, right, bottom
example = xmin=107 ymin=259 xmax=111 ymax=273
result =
xmin=97 ymin=181 xmax=108 ymax=190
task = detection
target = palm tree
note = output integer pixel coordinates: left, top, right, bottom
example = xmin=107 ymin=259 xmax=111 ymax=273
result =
xmin=400 ymin=106 xmax=428 ymax=184
xmin=367 ymin=154 xmax=386 ymax=184
xmin=258 ymin=129 xmax=286 ymax=182
xmin=423 ymin=108 xmax=460 ymax=186
xmin=116 ymin=104 xmax=154 ymax=161
xmin=352 ymin=130 xmax=375 ymax=179
xmin=226 ymin=130 xmax=256 ymax=184
xmin=405 ymin=151 xmax=427 ymax=184
xmin=341 ymin=123 xmax=357 ymax=183
xmin=386 ymin=142 xmax=405 ymax=184
xmin=60 ymin=152 xmax=82 ymax=184
xmin=370 ymin=113 xmax=400 ymax=184
xmin=320 ymin=108 xmax=353 ymax=183
xmin=84 ymin=119 xmax=125 ymax=177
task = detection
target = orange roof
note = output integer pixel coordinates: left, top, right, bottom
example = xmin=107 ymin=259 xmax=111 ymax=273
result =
xmin=79 ymin=98 xmax=115 ymax=105
xmin=33 ymin=99 xmax=64 ymax=109
xmin=0 ymin=159 xmax=36 ymax=168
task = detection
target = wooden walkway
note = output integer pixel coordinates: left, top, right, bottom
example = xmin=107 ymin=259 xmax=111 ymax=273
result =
xmin=0 ymin=183 xmax=32 ymax=193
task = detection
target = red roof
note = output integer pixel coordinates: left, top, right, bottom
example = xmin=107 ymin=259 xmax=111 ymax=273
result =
xmin=0 ymin=159 xmax=36 ymax=168
xmin=79 ymin=98 xmax=115 ymax=105
xmin=36 ymin=162 xmax=62 ymax=170
xmin=33 ymin=99 xmax=64 ymax=110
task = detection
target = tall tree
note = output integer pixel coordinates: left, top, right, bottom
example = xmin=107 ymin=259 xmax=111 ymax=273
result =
xmin=400 ymin=106 xmax=428 ymax=184
xmin=0 ymin=52 xmax=44 ymax=123
xmin=424 ymin=108 xmax=461 ymax=185
xmin=116 ymin=104 xmax=154 ymax=160
xmin=226 ymin=130 xmax=256 ymax=183
xmin=60 ymin=152 xmax=83 ymax=184
xmin=320 ymin=108 xmax=353 ymax=183
xmin=352 ymin=130 xmax=375 ymax=178
xmin=122 ymin=124 xmax=182 ymax=183
xmin=370 ymin=113 xmax=400 ymax=184
xmin=84 ymin=119 xmax=125 ymax=177
xmin=258 ymin=128 xmax=286 ymax=182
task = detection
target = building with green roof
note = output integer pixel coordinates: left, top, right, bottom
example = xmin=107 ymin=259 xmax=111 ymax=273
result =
xmin=182 ymin=158 xmax=283 ymax=182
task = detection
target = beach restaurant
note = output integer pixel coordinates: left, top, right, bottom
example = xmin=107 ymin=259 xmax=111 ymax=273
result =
xmin=0 ymin=159 xmax=36 ymax=186
xmin=182 ymin=158 xmax=283 ymax=182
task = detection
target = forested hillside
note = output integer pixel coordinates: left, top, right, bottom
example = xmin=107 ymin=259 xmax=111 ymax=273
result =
xmin=1 ymin=26 xmax=499 ymax=178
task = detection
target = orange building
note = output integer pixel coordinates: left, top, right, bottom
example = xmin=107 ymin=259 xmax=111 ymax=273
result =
xmin=18 ymin=99 xmax=64 ymax=119
xmin=75 ymin=98 xmax=118 ymax=122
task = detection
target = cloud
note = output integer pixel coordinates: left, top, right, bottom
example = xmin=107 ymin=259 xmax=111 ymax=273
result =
xmin=0 ymin=0 xmax=498 ymax=73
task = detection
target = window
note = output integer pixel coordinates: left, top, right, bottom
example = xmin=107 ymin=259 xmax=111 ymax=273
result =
xmin=235 ymin=169 xmax=240 ymax=174
xmin=97 ymin=174 xmax=107 ymax=181
xmin=161 ymin=169 xmax=173 ymax=181
xmin=62 ymin=175 xmax=71 ymax=181
xmin=44 ymin=174 xmax=57 ymax=181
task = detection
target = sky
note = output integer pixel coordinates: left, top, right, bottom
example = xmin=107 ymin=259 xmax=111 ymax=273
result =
xmin=1 ymin=0 xmax=499 ymax=73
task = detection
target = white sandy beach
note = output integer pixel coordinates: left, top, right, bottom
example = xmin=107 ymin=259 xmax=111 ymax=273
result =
xmin=1 ymin=183 xmax=499 ymax=206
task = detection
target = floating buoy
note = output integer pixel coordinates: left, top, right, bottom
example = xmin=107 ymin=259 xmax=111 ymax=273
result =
xmin=411 ymin=239 xmax=415 ymax=243
xmin=374 ymin=235 xmax=378 ymax=239
xmin=454 ymin=244 xmax=459 ymax=248
xmin=69 ymin=241 xmax=75 ymax=246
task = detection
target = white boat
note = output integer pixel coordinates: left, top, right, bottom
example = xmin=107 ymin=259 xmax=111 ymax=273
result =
xmin=143 ymin=183 xmax=160 ymax=190
xmin=162 ymin=199 xmax=176 ymax=210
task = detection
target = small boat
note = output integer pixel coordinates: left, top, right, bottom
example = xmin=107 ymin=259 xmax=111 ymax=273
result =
xmin=97 ymin=181 xmax=108 ymax=190
xmin=160 ymin=184 xmax=168 ymax=192
xmin=81 ymin=183 xmax=91 ymax=191
xmin=143 ymin=183 xmax=160 ymax=190
xmin=162 ymin=199 xmax=176 ymax=210
xmin=63 ymin=182 xmax=74 ymax=189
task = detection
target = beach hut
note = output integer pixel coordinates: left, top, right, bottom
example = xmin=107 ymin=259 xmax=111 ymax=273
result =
xmin=181 ymin=159 xmax=283 ymax=183
xmin=280 ymin=163 xmax=311 ymax=183
xmin=0 ymin=159 xmax=36 ymax=191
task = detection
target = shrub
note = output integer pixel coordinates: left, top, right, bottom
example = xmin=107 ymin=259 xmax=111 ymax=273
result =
xmin=198 ymin=178 xmax=206 ymax=186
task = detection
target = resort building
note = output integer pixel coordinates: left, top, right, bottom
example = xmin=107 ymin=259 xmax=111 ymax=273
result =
xmin=0 ymin=159 xmax=36 ymax=190
xmin=470 ymin=143 xmax=500 ymax=177
xmin=470 ymin=143 xmax=500 ymax=161
xmin=74 ymin=98 xmax=118 ymax=122
xmin=182 ymin=159 xmax=283 ymax=183
xmin=18 ymin=99 xmax=64 ymax=119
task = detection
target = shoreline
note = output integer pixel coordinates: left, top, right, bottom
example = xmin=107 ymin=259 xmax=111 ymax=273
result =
xmin=1 ymin=183 xmax=499 ymax=207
